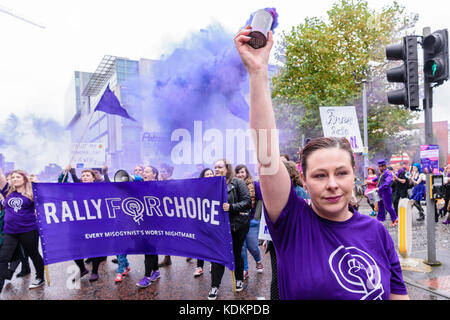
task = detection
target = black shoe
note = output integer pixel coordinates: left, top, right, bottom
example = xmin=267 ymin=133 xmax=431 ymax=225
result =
xmin=417 ymin=215 xmax=425 ymax=221
xmin=16 ymin=268 xmax=31 ymax=278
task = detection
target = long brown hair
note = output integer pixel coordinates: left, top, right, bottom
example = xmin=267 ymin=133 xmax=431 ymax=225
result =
xmin=283 ymin=160 xmax=303 ymax=187
xmin=235 ymin=164 xmax=255 ymax=208
xmin=216 ymin=158 xmax=234 ymax=183
xmin=299 ymin=137 xmax=355 ymax=176
xmin=6 ymin=170 xmax=34 ymax=201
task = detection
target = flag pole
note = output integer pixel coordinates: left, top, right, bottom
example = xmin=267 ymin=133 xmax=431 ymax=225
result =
xmin=231 ymin=270 xmax=236 ymax=294
xmin=44 ymin=265 xmax=50 ymax=286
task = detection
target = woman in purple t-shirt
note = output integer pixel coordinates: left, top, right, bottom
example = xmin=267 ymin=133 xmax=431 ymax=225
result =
xmin=234 ymin=27 xmax=409 ymax=300
xmin=0 ymin=168 xmax=45 ymax=293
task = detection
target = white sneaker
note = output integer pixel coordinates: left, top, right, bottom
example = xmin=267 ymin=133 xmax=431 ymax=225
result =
xmin=256 ymin=261 xmax=264 ymax=273
xmin=29 ymin=278 xmax=45 ymax=289
xmin=208 ymin=287 xmax=218 ymax=300
xmin=193 ymin=267 xmax=204 ymax=277
xmin=235 ymin=280 xmax=244 ymax=292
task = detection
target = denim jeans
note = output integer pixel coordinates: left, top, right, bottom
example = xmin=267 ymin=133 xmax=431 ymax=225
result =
xmin=241 ymin=219 xmax=262 ymax=271
xmin=116 ymin=254 xmax=129 ymax=274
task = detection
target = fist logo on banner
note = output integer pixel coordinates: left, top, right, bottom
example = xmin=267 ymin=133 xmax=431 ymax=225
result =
xmin=121 ymin=197 xmax=145 ymax=225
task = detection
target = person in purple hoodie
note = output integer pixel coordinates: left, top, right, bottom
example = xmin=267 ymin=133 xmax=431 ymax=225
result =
xmin=0 ymin=168 xmax=45 ymax=293
xmin=234 ymin=27 xmax=409 ymax=300
xmin=375 ymin=160 xmax=398 ymax=227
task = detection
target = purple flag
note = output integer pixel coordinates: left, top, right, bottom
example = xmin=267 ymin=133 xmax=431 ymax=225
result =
xmin=94 ymin=85 xmax=136 ymax=121
xmin=32 ymin=177 xmax=235 ymax=270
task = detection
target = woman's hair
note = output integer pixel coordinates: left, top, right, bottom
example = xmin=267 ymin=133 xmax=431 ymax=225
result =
xmin=234 ymin=164 xmax=252 ymax=180
xmin=199 ymin=168 xmax=213 ymax=178
xmin=283 ymin=161 xmax=303 ymax=187
xmin=6 ymin=170 xmax=34 ymax=201
xmin=216 ymin=158 xmax=234 ymax=182
xmin=412 ymin=163 xmax=421 ymax=173
xmin=81 ymin=169 xmax=96 ymax=179
xmin=234 ymin=164 xmax=255 ymax=208
xmin=160 ymin=163 xmax=174 ymax=176
xmin=147 ymin=166 xmax=159 ymax=180
xmin=367 ymin=167 xmax=375 ymax=175
xmin=280 ymin=154 xmax=290 ymax=161
xmin=299 ymin=137 xmax=355 ymax=175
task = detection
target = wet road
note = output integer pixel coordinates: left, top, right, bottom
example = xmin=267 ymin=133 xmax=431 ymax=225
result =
xmin=2 ymin=200 xmax=448 ymax=300
xmin=1 ymin=253 xmax=272 ymax=300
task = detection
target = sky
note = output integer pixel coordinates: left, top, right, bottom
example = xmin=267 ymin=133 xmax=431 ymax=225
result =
xmin=0 ymin=0 xmax=449 ymax=171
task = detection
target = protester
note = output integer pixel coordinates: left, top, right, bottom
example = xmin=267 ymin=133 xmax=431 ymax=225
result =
xmin=133 ymin=165 xmax=144 ymax=179
xmin=234 ymin=27 xmax=409 ymax=300
xmin=137 ymin=165 xmax=161 ymax=288
xmin=114 ymin=254 xmax=131 ymax=283
xmin=235 ymin=164 xmax=263 ymax=280
xmin=410 ymin=163 xmax=426 ymax=222
xmin=0 ymin=168 xmax=45 ymax=292
xmin=0 ymin=191 xmax=23 ymax=282
xmin=375 ymin=160 xmax=398 ymax=227
xmin=284 ymin=161 xmax=308 ymax=200
xmin=193 ymin=168 xmax=214 ymax=277
xmin=208 ymin=159 xmax=251 ymax=300
xmin=158 ymin=163 xmax=174 ymax=268
xmin=58 ymin=164 xmax=110 ymax=183
xmin=59 ymin=168 xmax=107 ymax=281
xmin=269 ymin=160 xmax=307 ymax=300
xmin=364 ymin=167 xmax=378 ymax=216
xmin=443 ymin=165 xmax=450 ymax=225
xmin=392 ymin=163 xmax=410 ymax=215
xmin=4 ymin=172 xmax=31 ymax=278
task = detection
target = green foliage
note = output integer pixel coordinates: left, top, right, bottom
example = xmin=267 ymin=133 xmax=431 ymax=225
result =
xmin=272 ymin=0 xmax=419 ymax=158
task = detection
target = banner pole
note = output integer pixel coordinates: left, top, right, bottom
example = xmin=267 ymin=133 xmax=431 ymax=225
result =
xmin=44 ymin=265 xmax=50 ymax=286
xmin=231 ymin=270 xmax=236 ymax=294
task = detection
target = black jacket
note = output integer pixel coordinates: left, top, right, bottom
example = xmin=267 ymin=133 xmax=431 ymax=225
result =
xmin=227 ymin=178 xmax=251 ymax=232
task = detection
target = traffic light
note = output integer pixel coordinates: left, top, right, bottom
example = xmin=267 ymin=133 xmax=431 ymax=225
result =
xmin=385 ymin=36 xmax=420 ymax=111
xmin=423 ymin=29 xmax=449 ymax=85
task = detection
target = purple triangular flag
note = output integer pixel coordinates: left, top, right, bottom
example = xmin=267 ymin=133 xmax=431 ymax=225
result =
xmin=94 ymin=85 xmax=136 ymax=121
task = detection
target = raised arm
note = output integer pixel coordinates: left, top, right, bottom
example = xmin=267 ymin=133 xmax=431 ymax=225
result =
xmin=0 ymin=167 xmax=6 ymax=190
xmin=234 ymin=27 xmax=290 ymax=223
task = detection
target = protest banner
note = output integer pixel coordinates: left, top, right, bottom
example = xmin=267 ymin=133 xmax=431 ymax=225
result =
xmin=420 ymin=144 xmax=440 ymax=174
xmin=319 ymin=106 xmax=364 ymax=153
xmin=70 ymin=143 xmax=106 ymax=168
xmin=33 ymin=176 xmax=235 ymax=270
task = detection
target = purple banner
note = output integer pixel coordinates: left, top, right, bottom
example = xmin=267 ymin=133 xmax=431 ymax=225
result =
xmin=420 ymin=144 xmax=439 ymax=174
xmin=32 ymin=177 xmax=235 ymax=270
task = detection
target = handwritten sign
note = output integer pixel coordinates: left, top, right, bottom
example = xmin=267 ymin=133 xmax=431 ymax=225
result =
xmin=319 ymin=106 xmax=364 ymax=153
xmin=71 ymin=143 xmax=106 ymax=168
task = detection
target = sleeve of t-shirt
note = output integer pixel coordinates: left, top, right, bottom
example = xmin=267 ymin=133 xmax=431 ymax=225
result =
xmin=264 ymin=183 xmax=308 ymax=249
xmin=384 ymin=228 xmax=408 ymax=296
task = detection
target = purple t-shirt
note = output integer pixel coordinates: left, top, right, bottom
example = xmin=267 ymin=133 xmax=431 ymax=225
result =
xmin=0 ymin=184 xmax=37 ymax=234
xmin=265 ymin=185 xmax=407 ymax=300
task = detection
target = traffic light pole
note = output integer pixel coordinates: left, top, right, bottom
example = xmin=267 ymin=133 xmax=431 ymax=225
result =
xmin=423 ymin=27 xmax=441 ymax=267
xmin=362 ymin=80 xmax=369 ymax=180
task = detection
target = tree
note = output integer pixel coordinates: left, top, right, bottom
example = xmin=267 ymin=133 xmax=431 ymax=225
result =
xmin=272 ymin=0 xmax=419 ymax=160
